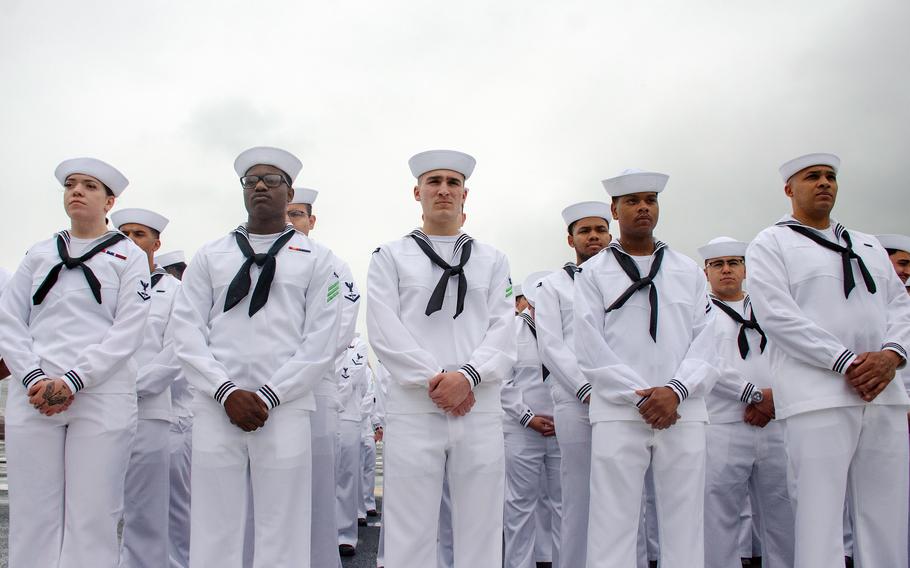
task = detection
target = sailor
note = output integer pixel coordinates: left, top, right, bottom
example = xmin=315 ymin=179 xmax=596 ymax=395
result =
xmin=501 ymin=271 xmax=562 ymax=568
xmin=575 ymin=169 xmax=717 ymax=568
xmin=112 ymin=208 xmax=182 ymax=568
xmin=336 ymin=336 xmax=370 ymax=556
xmin=697 ymin=236 xmax=794 ymax=568
xmin=877 ymin=234 xmax=910 ymax=293
xmin=171 ymin=146 xmax=341 ymax=566
xmin=514 ymin=283 xmax=529 ymax=313
xmin=286 ymin=185 xmax=361 ymax=567
xmin=534 ymin=200 xmax=611 ymax=568
xmin=157 ymin=250 xmax=187 ymax=281
xmin=358 ymin=367 xmax=380 ymax=524
xmin=366 ymin=149 xmax=516 ymax=567
xmin=747 ymin=153 xmax=910 ymax=567
xmin=150 ymin=248 xmax=193 ymax=568
xmin=372 ymin=361 xmax=390 ymax=568
xmin=0 ymin=157 xmax=151 ymax=568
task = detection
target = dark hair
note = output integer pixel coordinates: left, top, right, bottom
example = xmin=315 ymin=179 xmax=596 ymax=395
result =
xmin=103 ymin=183 xmax=115 ymax=197
xmin=150 ymin=228 xmax=161 ymax=239
xmin=887 ymin=248 xmax=901 ymax=256
xmin=165 ymin=262 xmax=187 ymax=281
xmin=302 ymin=203 xmax=312 ymax=216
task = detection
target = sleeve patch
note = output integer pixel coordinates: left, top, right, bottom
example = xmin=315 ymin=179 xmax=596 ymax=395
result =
xmin=327 ymin=281 xmax=340 ymax=303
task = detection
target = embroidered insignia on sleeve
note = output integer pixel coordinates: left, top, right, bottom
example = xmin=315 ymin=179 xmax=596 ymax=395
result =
xmin=327 ymin=281 xmax=340 ymax=303
xmin=344 ymin=281 xmax=361 ymax=303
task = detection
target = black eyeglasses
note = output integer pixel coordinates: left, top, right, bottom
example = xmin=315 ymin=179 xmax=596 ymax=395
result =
xmin=707 ymin=259 xmax=744 ymax=270
xmin=240 ymin=174 xmax=290 ymax=190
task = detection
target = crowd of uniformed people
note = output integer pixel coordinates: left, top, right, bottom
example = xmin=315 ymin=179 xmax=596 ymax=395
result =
xmin=0 ymin=146 xmax=908 ymax=568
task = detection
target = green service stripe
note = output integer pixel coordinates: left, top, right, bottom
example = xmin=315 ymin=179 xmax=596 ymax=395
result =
xmin=327 ymin=290 xmax=339 ymax=302
xmin=328 ymin=282 xmax=340 ymax=293
xmin=505 ymin=286 xmax=513 ymax=298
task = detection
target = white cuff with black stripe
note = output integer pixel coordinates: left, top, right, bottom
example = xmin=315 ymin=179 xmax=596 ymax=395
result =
xmin=459 ymin=364 xmax=482 ymax=390
xmin=576 ymin=382 xmax=592 ymax=403
xmin=520 ymin=409 xmax=536 ymax=427
xmin=740 ymin=382 xmax=758 ymax=404
xmin=62 ymin=369 xmax=85 ymax=394
xmin=256 ymin=384 xmax=281 ymax=410
xmin=666 ymin=379 xmax=689 ymax=403
xmin=214 ymin=381 xmax=239 ymax=406
xmin=22 ymin=368 xmax=48 ymax=389
xmin=883 ymin=342 xmax=908 ymax=369
xmin=832 ymin=349 xmax=857 ymax=375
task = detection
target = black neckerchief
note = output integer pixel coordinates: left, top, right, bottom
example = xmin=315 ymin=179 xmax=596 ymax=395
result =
xmin=224 ymin=224 xmax=297 ymax=317
xmin=518 ymin=312 xmax=550 ymax=381
xmin=710 ymin=295 xmax=767 ymax=359
xmin=777 ymin=220 xmax=876 ymax=298
xmin=605 ymin=241 xmax=667 ymax=342
xmin=563 ymin=262 xmax=580 ymax=280
xmin=151 ymin=267 xmax=167 ymax=289
xmin=408 ymin=229 xmax=474 ymax=319
xmin=33 ymin=231 xmax=127 ymax=305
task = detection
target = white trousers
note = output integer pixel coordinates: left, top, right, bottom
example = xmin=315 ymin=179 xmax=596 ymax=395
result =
xmin=534 ymin=469 xmax=556 ymax=563
xmin=785 ymin=405 xmax=909 ymax=568
xmin=312 ymin=394 xmax=343 ymax=567
xmin=383 ymin=411 xmax=504 ymax=568
xmin=377 ymin=472 xmax=387 ymax=568
xmin=120 ymin=417 xmax=172 ymax=568
xmin=360 ymin=433 xmax=377 ymax=516
xmin=189 ymin=400 xmax=312 ymax=568
xmin=503 ymin=424 xmax=562 ymax=568
xmin=704 ymin=420 xmax=794 ymax=568
xmin=336 ymin=418 xmax=363 ymax=547
xmin=643 ymin=467 xmax=660 ymax=563
xmin=439 ymin=476 xmax=455 ymax=568
xmin=6 ymin=390 xmax=137 ymax=568
xmin=168 ymin=416 xmax=193 ymax=568
xmin=553 ymin=399 xmax=592 ymax=568
xmin=588 ymin=420 xmax=706 ymax=568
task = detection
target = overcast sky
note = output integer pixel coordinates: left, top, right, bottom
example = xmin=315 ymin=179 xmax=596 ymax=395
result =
xmin=2 ymin=0 xmax=908 ymax=332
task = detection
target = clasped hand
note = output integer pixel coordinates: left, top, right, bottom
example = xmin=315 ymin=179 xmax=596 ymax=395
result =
xmin=428 ymin=371 xmax=475 ymax=416
xmin=528 ymin=415 xmax=556 ymax=437
xmin=28 ymin=378 xmax=74 ymax=416
xmin=846 ymin=350 xmax=902 ymax=402
xmin=635 ymin=387 xmax=680 ymax=430
xmin=224 ymin=390 xmax=269 ymax=431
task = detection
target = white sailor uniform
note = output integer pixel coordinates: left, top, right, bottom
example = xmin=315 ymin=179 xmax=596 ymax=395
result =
xmin=359 ymin=370 xmax=379 ymax=519
xmin=372 ymin=361 xmax=390 ymax=568
xmin=0 ymin=230 xmax=151 ymax=568
xmin=168 ymin=368 xmax=194 ymax=568
xmin=534 ymin=262 xmax=594 ymax=567
xmin=703 ymin=295 xmax=794 ymax=568
xmin=748 ymin=216 xmax=910 ymax=568
xmin=574 ymin=240 xmax=717 ymax=568
xmin=171 ymin=224 xmax=341 ymax=567
xmin=312 ymin=255 xmax=359 ymax=568
xmin=366 ymin=229 xmax=516 ymax=568
xmin=501 ymin=311 xmax=562 ymax=568
xmin=120 ymin=267 xmax=183 ymax=568
xmin=336 ymin=337 xmax=369 ymax=548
